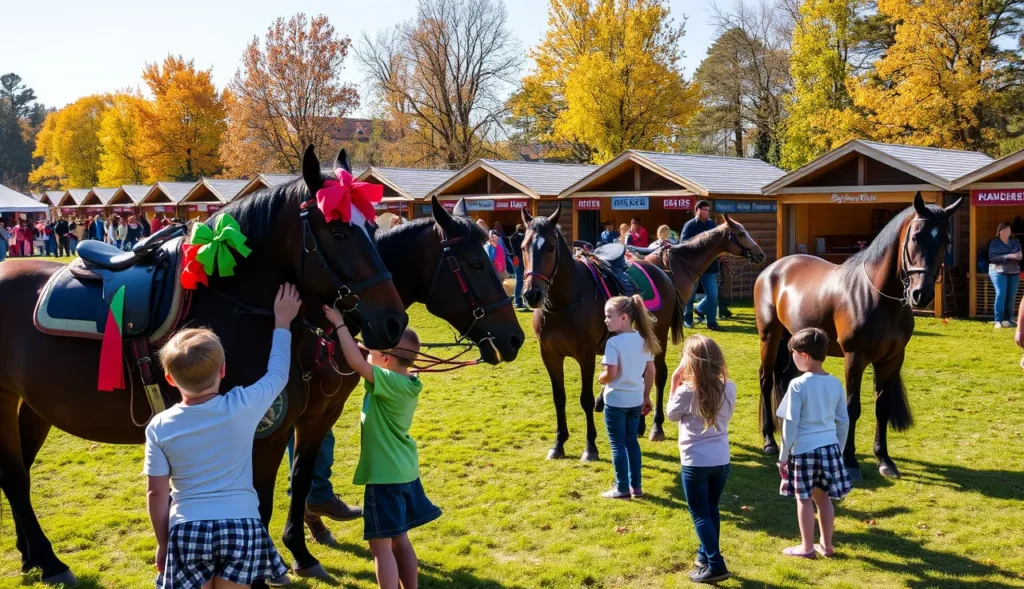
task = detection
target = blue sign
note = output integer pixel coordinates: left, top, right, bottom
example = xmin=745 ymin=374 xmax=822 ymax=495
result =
xmin=611 ymin=197 xmax=649 ymax=210
xmin=713 ymin=199 xmax=777 ymax=214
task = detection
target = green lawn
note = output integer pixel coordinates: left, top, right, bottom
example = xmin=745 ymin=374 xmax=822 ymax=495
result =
xmin=3 ymin=304 xmax=1024 ymax=588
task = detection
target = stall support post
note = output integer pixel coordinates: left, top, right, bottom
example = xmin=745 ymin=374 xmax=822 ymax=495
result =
xmin=775 ymin=200 xmax=786 ymax=260
xmin=969 ymin=203 xmax=978 ymax=318
xmin=571 ymin=200 xmax=579 ymax=242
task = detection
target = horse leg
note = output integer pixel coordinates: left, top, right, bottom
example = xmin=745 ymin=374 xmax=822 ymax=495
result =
xmin=578 ymin=353 xmax=599 ymax=462
xmin=251 ymin=434 xmax=289 ymax=589
xmin=282 ymin=412 xmax=341 ymax=582
xmin=541 ymin=348 xmax=569 ymax=460
xmin=15 ymin=404 xmax=53 ymax=573
xmin=0 ymin=393 xmax=75 ymax=585
xmin=758 ymin=322 xmax=783 ymax=455
xmin=647 ymin=352 xmax=668 ymax=442
xmin=873 ymin=351 xmax=908 ymax=479
xmin=843 ymin=353 xmax=869 ymax=482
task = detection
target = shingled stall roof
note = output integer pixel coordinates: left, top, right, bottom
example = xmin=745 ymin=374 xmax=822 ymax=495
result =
xmin=183 ymin=178 xmax=250 ymax=203
xmin=45 ymin=190 xmax=66 ymax=205
xmin=764 ymin=140 xmax=993 ymax=194
xmin=358 ymin=167 xmax=457 ymax=201
xmin=57 ymin=189 xmax=91 ymax=207
xmin=951 ymin=146 xmax=1024 ymax=189
xmin=110 ymin=185 xmax=153 ymax=204
xmin=432 ymin=159 xmax=599 ymax=200
xmin=237 ymin=174 xmax=298 ymax=199
xmin=140 ymin=182 xmax=196 ymax=205
xmin=82 ymin=187 xmax=118 ymax=207
xmin=560 ymin=150 xmax=786 ymax=198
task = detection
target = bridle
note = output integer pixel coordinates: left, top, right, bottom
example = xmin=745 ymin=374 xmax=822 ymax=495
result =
xmin=863 ymin=216 xmax=949 ymax=305
xmin=523 ymin=226 xmax=561 ymax=286
xmin=729 ymin=230 xmax=764 ymax=264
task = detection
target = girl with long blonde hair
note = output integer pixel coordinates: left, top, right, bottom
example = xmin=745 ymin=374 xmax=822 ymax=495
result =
xmin=666 ymin=334 xmax=736 ymax=583
xmin=596 ymin=295 xmax=660 ymax=500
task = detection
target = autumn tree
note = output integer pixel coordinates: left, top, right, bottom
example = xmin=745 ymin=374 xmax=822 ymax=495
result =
xmin=222 ymin=14 xmax=360 ymax=177
xmin=138 ymin=56 xmax=227 ymax=181
xmin=851 ymin=0 xmax=1024 ymax=152
xmin=0 ymin=74 xmax=42 ymax=190
xmin=30 ymin=95 xmax=107 ymax=189
xmin=509 ymin=0 xmax=701 ymax=164
xmin=357 ymin=0 xmax=522 ymax=168
xmin=98 ymin=91 xmax=150 ymax=186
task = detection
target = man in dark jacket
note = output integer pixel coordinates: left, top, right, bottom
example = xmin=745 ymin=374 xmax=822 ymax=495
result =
xmin=509 ymin=223 xmax=527 ymax=310
xmin=54 ymin=218 xmax=70 ymax=257
xmin=680 ymin=200 xmax=720 ymax=330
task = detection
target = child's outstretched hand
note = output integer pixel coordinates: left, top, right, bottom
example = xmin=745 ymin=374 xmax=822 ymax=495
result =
xmin=323 ymin=304 xmax=345 ymax=329
xmin=274 ymin=283 xmax=302 ymax=329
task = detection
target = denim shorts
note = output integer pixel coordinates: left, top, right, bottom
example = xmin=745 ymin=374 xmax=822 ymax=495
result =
xmin=363 ymin=478 xmax=442 ymax=540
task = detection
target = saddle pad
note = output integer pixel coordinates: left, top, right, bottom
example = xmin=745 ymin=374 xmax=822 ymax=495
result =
xmin=625 ymin=263 xmax=661 ymax=312
xmin=34 ymin=258 xmax=187 ymax=344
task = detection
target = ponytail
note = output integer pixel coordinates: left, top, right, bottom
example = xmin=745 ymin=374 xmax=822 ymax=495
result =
xmin=606 ymin=295 xmax=662 ymax=356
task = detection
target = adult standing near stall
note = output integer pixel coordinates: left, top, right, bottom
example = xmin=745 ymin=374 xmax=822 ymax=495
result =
xmin=150 ymin=212 xmax=164 ymax=234
xmin=681 ymin=200 xmax=721 ymax=331
xmin=509 ymin=223 xmax=527 ymax=310
xmin=987 ymin=222 xmax=1021 ymax=328
xmin=54 ymin=217 xmax=70 ymax=257
xmin=0 ymin=221 xmax=10 ymax=262
xmin=69 ymin=218 xmax=83 ymax=255
xmin=597 ymin=220 xmax=620 ymax=246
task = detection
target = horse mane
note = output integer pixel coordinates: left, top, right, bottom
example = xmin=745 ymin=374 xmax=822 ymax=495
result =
xmin=846 ymin=203 xmax=947 ymax=268
xmin=671 ymin=223 xmax=729 ymax=254
xmin=375 ymin=214 xmax=488 ymax=248
xmin=212 ymin=179 xmax=300 ymax=245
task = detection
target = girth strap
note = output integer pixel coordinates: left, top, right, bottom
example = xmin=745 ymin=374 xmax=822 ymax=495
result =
xmin=130 ymin=339 xmax=168 ymax=415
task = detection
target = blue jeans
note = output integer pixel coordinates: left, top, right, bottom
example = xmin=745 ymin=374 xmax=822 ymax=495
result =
xmin=286 ymin=429 xmax=336 ymax=503
xmin=681 ymin=464 xmax=730 ymax=573
xmin=685 ymin=272 xmax=719 ymax=326
xmin=0 ymin=244 xmax=6 ymax=262
xmin=69 ymin=237 xmax=78 ymax=255
xmin=989 ymin=270 xmax=1021 ymax=323
xmin=45 ymin=239 xmax=56 ymax=256
xmin=514 ymin=263 xmax=525 ymax=306
xmin=604 ymin=405 xmax=642 ymax=492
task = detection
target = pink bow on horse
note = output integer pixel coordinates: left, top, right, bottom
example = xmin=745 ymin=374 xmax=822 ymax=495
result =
xmin=315 ymin=169 xmax=383 ymax=224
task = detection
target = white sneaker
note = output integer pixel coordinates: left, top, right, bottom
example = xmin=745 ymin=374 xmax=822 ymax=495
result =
xmin=1001 ymin=321 xmax=1012 ymax=328
xmin=995 ymin=322 xmax=1005 ymax=329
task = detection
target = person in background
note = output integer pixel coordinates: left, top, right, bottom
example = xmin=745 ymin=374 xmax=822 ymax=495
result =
xmin=485 ymin=230 xmax=508 ymax=277
xmin=14 ymin=220 xmax=25 ymax=257
xmin=510 ymin=223 xmax=527 ymax=311
xmin=21 ymin=221 xmax=35 ymax=256
xmin=69 ymin=218 xmax=83 ymax=255
xmin=0 ymin=220 xmax=10 ymax=262
xmin=55 ymin=217 xmax=70 ymax=257
xmin=987 ymin=222 xmax=1021 ymax=329
xmin=597 ymin=220 xmax=620 ymax=247
xmin=625 ymin=218 xmax=650 ymax=247
xmin=139 ymin=212 xmax=151 ymax=237
xmin=493 ymin=221 xmax=516 ymax=278
xmin=43 ymin=220 xmax=57 ymax=257
xmin=476 ymin=218 xmax=489 ymax=232
xmin=649 ymin=224 xmax=678 ymax=249
xmin=618 ymin=223 xmax=630 ymax=245
xmin=124 ymin=215 xmax=142 ymax=250
xmin=91 ymin=214 xmax=106 ymax=242
xmin=682 ymin=201 xmax=721 ymax=331
xmin=1017 ymin=296 xmax=1024 ymax=370
xmin=150 ymin=212 xmax=164 ymax=234
xmin=114 ymin=216 xmax=128 ymax=249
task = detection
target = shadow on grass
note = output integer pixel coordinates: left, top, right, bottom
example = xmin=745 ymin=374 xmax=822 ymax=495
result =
xmin=898 ymin=457 xmax=1024 ymax=500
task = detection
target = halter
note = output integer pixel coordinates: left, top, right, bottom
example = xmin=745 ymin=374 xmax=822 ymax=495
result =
xmin=523 ymin=227 xmax=561 ymax=285
xmin=863 ymin=216 xmax=949 ymax=305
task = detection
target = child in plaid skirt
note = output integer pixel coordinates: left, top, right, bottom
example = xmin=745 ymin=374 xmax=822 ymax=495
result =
xmin=776 ymin=328 xmax=851 ymax=559
xmin=143 ymin=284 xmax=302 ymax=588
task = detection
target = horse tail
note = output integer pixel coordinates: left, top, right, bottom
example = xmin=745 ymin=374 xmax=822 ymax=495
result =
xmin=670 ymin=289 xmax=685 ymax=345
xmin=879 ymin=372 xmax=913 ymax=432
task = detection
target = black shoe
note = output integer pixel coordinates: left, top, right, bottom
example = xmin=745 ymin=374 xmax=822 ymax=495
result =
xmin=689 ymin=565 xmax=730 ymax=584
xmin=720 ymin=309 xmax=733 ymax=319
xmin=694 ymin=310 xmax=705 ymax=323
xmin=706 ymin=324 xmax=722 ymax=332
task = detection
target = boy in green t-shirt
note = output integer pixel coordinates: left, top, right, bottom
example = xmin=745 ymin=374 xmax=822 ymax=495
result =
xmin=325 ymin=305 xmax=440 ymax=589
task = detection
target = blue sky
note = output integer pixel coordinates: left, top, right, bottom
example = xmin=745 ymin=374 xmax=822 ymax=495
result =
xmin=1 ymin=0 xmax=719 ymax=113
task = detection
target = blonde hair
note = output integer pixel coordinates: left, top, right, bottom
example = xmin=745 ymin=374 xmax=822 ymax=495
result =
xmin=657 ymin=225 xmax=671 ymax=241
xmin=619 ymin=223 xmax=629 ymax=243
xmin=160 ymin=328 xmax=225 ymax=393
xmin=679 ymin=335 xmax=729 ymax=432
xmin=606 ymin=295 xmax=662 ymax=356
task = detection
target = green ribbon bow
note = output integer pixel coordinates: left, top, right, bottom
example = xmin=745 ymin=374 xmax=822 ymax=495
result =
xmin=191 ymin=214 xmax=252 ymax=278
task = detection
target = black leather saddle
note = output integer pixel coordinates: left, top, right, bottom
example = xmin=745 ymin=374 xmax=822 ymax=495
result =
xmin=77 ymin=224 xmax=185 ymax=271
xmin=587 ymin=243 xmax=637 ymax=297
xmin=626 ymin=244 xmax=668 ymax=256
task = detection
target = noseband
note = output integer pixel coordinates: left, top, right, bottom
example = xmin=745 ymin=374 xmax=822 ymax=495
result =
xmin=523 ymin=228 xmax=561 ymax=285
xmin=728 ymin=232 xmax=761 ymax=262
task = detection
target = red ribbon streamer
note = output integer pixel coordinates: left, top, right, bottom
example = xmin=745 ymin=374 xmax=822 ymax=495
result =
xmin=315 ymin=169 xmax=383 ymax=224
xmin=181 ymin=242 xmax=208 ymax=290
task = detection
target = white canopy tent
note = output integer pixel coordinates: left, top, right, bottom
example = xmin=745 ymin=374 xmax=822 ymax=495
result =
xmin=0 ymin=184 xmax=50 ymax=214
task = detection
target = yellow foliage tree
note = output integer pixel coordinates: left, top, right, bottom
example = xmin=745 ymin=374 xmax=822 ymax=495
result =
xmin=510 ymin=0 xmax=700 ymax=164
xmin=29 ymin=95 xmax=106 ymax=188
xmin=98 ymin=91 xmax=151 ymax=186
xmin=138 ymin=56 xmax=227 ymax=181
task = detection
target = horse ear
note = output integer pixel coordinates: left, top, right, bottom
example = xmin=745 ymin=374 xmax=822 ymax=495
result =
xmin=521 ymin=207 xmax=533 ymax=226
xmin=453 ymin=198 xmax=469 ymax=218
xmin=722 ymin=213 xmax=733 ymax=225
xmin=302 ymin=145 xmax=323 ymax=194
xmin=431 ymin=196 xmax=456 ymax=233
xmin=944 ymin=197 xmax=964 ymax=216
xmin=335 ymin=149 xmax=351 ymax=173
xmin=913 ymin=192 xmax=928 ymax=217
xmin=547 ymin=204 xmax=561 ymax=225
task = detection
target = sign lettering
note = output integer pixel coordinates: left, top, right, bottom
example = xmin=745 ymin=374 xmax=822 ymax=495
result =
xmin=662 ymin=197 xmax=694 ymax=211
xmin=61 ymin=208 xmax=76 ymax=216
xmin=575 ymin=199 xmax=601 ymax=211
xmin=830 ymin=193 xmax=878 ymax=204
xmin=971 ymin=189 xmax=1024 ymax=206
xmin=465 ymin=200 xmax=495 ymax=211
xmin=495 ymin=199 xmax=529 ymax=211
xmin=714 ymin=199 xmax=777 ymax=214
xmin=611 ymin=197 xmax=649 ymax=211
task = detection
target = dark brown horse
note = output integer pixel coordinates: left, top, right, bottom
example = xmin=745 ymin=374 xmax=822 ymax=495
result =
xmin=520 ymin=206 xmax=684 ymax=460
xmin=755 ymin=193 xmax=962 ymax=480
xmin=280 ymin=197 xmax=524 ymax=580
xmin=0 ymin=147 xmax=408 ymax=585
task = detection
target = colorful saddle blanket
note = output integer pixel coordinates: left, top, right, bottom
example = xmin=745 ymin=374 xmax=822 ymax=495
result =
xmin=578 ymin=243 xmax=661 ymax=311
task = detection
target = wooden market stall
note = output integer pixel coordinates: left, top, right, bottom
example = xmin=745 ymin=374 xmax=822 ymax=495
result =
xmin=61 ymin=189 xmax=94 ymax=219
xmin=559 ymin=150 xmax=785 ymax=298
xmin=950 ymin=149 xmax=1024 ymax=318
xmin=32 ymin=192 xmax=56 ymax=217
xmin=763 ymin=140 xmax=993 ymax=317
xmin=237 ymin=174 xmax=299 ymax=199
xmin=48 ymin=191 xmax=74 ymax=219
xmin=429 ymin=159 xmax=597 ymax=240
xmin=80 ymin=188 xmax=117 ymax=219
xmin=180 ymin=178 xmax=247 ymax=221
xmin=108 ymin=185 xmax=151 ymax=219
xmin=139 ymin=182 xmax=194 ymax=222
xmin=358 ymin=167 xmax=456 ymax=221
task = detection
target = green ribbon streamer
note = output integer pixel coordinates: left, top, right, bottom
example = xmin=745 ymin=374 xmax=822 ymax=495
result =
xmin=191 ymin=214 xmax=252 ymax=277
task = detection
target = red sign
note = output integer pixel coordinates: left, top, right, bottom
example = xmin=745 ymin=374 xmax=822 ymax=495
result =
xmin=662 ymin=197 xmax=694 ymax=210
xmin=60 ymin=208 xmax=76 ymax=216
xmin=495 ymin=199 xmax=529 ymax=211
xmin=971 ymin=189 xmax=1024 ymax=206
xmin=440 ymin=201 xmax=457 ymax=211
xmin=208 ymin=204 xmax=221 ymax=213
xmin=575 ymin=198 xmax=601 ymax=210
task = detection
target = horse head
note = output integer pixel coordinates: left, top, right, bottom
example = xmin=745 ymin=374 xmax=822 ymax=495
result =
xmin=423 ymin=196 xmax=525 ymax=364
xmin=520 ymin=205 xmax=563 ymax=309
xmin=903 ymin=192 xmax=962 ymax=308
xmin=722 ymin=214 xmax=766 ymax=264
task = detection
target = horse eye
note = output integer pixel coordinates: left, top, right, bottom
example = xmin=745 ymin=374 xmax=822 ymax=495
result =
xmin=470 ymin=260 xmax=484 ymax=271
xmin=545 ymin=243 xmax=555 ymax=253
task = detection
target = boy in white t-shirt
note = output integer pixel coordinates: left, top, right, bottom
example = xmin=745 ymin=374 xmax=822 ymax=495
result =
xmin=776 ymin=327 xmax=851 ymax=560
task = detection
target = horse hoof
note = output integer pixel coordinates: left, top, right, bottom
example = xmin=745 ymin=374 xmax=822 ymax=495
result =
xmin=267 ymin=573 xmax=293 ymax=587
xmin=763 ymin=444 xmax=779 ymax=457
xmin=547 ymin=447 xmax=566 ymax=460
xmin=648 ymin=430 xmax=666 ymax=442
xmin=21 ymin=559 xmax=36 ymax=574
xmin=879 ymin=464 xmax=901 ymax=479
xmin=580 ymin=449 xmax=599 ymax=462
xmin=293 ymin=562 xmax=332 ymax=582
xmin=41 ymin=569 xmax=78 ymax=586
xmin=311 ymin=529 xmax=337 ymax=546
xmin=847 ymin=467 xmax=863 ymax=482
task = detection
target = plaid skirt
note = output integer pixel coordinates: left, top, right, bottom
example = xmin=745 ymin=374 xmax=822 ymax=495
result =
xmin=780 ymin=443 xmax=853 ymax=500
xmin=157 ymin=519 xmax=288 ymax=589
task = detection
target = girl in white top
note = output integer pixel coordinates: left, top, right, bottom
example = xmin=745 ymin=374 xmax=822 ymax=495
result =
xmin=666 ymin=334 xmax=735 ymax=584
xmin=597 ymin=294 xmax=661 ymax=499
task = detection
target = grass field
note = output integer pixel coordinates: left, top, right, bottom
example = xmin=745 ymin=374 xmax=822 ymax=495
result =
xmin=2 ymin=302 xmax=1024 ymax=588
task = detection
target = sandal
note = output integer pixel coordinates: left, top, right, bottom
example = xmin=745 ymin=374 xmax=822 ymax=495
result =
xmin=782 ymin=546 xmax=816 ymax=559
xmin=814 ymin=544 xmax=834 ymax=558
